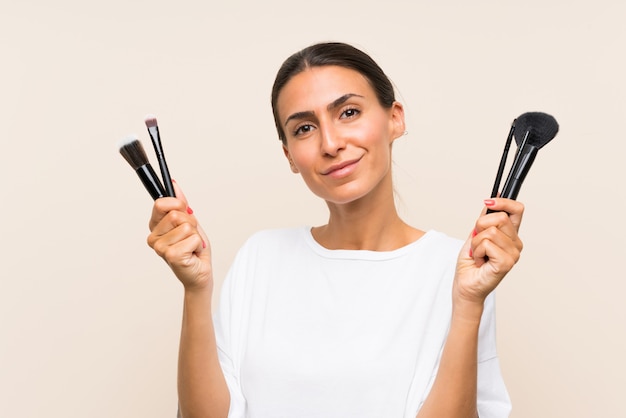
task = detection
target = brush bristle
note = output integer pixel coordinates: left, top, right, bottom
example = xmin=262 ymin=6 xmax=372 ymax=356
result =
xmin=514 ymin=112 xmax=559 ymax=149
xmin=144 ymin=114 xmax=158 ymax=128
xmin=119 ymin=135 xmax=149 ymax=169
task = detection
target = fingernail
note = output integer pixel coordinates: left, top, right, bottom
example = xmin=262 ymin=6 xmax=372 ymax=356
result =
xmin=484 ymin=199 xmax=496 ymax=207
xmin=202 ymin=239 xmax=207 ymax=249
xmin=187 ymin=207 xmax=194 ymax=215
xmin=469 ymin=248 xmax=473 ymax=258
xmin=472 ymin=228 xmax=477 ymax=237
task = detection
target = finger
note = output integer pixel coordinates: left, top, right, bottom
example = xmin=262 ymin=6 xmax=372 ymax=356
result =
xmin=160 ymin=232 xmax=205 ymax=269
xmin=196 ymin=222 xmax=210 ymax=251
xmin=172 ymin=180 xmax=190 ymax=208
xmin=148 ymin=179 xmax=194 ymax=232
xmin=471 ymin=238 xmax=519 ymax=280
xmin=149 ymin=220 xmax=202 ymax=257
xmin=170 ymin=180 xmax=207 ymax=248
xmin=149 ymin=209 xmax=198 ymax=246
xmin=473 ymin=226 xmax=523 ymax=262
xmin=475 ymin=211 xmax=523 ymax=250
xmin=149 ymin=197 xmax=188 ymax=231
xmin=460 ymin=229 xmax=487 ymax=268
xmin=482 ymin=198 xmax=525 ymax=231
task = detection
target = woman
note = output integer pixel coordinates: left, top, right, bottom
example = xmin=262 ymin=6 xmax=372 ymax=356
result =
xmin=148 ymin=42 xmax=524 ymax=418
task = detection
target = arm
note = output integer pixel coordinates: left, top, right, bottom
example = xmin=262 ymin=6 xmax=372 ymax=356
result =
xmin=177 ymin=286 xmax=230 ymax=418
xmin=417 ymin=198 xmax=524 ymax=418
xmin=147 ymin=182 xmax=230 ymax=418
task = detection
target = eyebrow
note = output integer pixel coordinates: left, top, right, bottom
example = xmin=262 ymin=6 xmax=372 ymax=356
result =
xmin=283 ymin=93 xmax=364 ymax=127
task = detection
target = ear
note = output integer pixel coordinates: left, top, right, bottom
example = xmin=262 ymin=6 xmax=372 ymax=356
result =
xmin=389 ymin=101 xmax=406 ymax=142
xmin=282 ymin=145 xmax=299 ymax=173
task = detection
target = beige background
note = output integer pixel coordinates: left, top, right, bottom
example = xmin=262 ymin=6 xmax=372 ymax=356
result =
xmin=1 ymin=0 xmax=624 ymax=417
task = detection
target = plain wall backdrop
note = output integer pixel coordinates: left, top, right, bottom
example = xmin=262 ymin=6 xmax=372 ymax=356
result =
xmin=1 ymin=1 xmax=624 ymax=417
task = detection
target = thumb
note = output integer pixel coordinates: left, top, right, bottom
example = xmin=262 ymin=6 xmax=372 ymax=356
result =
xmin=172 ymin=180 xmax=189 ymax=207
xmin=172 ymin=180 xmax=209 ymax=253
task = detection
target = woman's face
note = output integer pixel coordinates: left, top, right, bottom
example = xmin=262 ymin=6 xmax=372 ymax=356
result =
xmin=277 ymin=65 xmax=405 ymax=205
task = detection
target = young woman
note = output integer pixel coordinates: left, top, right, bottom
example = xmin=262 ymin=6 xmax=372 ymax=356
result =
xmin=147 ymin=42 xmax=524 ymax=418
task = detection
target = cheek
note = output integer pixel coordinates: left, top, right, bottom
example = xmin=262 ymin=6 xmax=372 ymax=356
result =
xmin=360 ymin=118 xmax=393 ymax=149
xmin=287 ymin=144 xmax=315 ymax=171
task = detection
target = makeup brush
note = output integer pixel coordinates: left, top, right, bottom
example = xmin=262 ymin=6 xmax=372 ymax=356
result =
xmin=144 ymin=114 xmax=175 ymax=197
xmin=119 ymin=135 xmax=166 ymax=200
xmin=486 ymin=112 xmax=559 ymax=214
xmin=500 ymin=112 xmax=559 ymax=200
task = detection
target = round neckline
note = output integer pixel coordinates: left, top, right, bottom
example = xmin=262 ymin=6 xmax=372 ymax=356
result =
xmin=301 ymin=226 xmax=435 ymax=261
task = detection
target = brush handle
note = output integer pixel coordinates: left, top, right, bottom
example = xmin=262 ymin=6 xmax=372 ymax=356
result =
xmin=500 ymin=144 xmax=538 ymax=201
xmin=136 ymin=164 xmax=166 ymax=200
xmin=486 ymin=122 xmax=519 ymax=215
xmin=148 ymin=125 xmax=176 ymax=197
xmin=157 ymin=155 xmax=175 ymax=198
xmin=486 ymin=143 xmax=538 ymax=215
xmin=490 ymin=122 xmax=516 ymax=199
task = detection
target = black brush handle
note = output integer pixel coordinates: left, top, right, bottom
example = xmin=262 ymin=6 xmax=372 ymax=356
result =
xmin=158 ymin=155 xmax=175 ymax=198
xmin=148 ymin=125 xmax=176 ymax=197
xmin=136 ymin=164 xmax=166 ymax=200
xmin=487 ymin=122 xmax=515 ymax=214
xmin=490 ymin=121 xmax=516 ymax=198
xmin=500 ymin=143 xmax=538 ymax=201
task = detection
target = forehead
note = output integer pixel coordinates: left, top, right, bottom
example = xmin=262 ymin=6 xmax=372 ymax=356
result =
xmin=276 ymin=66 xmax=374 ymax=118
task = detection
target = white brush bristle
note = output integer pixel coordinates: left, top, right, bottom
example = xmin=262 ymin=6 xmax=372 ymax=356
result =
xmin=118 ymin=134 xmax=149 ymax=169
xmin=118 ymin=134 xmax=139 ymax=150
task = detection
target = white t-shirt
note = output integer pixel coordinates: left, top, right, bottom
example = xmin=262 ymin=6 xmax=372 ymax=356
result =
xmin=213 ymin=227 xmax=511 ymax=418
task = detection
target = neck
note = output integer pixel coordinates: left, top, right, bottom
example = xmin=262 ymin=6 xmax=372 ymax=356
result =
xmin=312 ymin=175 xmax=424 ymax=251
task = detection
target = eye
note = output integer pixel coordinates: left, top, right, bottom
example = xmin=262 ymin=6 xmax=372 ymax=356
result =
xmin=340 ymin=107 xmax=360 ymax=119
xmin=294 ymin=124 xmax=315 ymax=136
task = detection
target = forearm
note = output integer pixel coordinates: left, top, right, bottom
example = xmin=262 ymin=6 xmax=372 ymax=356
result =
xmin=416 ymin=301 xmax=483 ymax=418
xmin=178 ymin=287 xmax=230 ymax=418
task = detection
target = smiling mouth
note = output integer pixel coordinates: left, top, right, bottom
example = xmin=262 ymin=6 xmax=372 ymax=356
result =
xmin=321 ymin=157 xmax=362 ymax=176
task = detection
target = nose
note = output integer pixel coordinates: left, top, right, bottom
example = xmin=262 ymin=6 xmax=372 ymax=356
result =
xmin=319 ymin=122 xmax=346 ymax=157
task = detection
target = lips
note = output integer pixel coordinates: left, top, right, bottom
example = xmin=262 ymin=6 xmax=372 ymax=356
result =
xmin=321 ymin=157 xmax=362 ymax=176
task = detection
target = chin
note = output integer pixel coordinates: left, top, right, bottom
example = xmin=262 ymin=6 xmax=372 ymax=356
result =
xmin=304 ymin=171 xmax=391 ymax=206
xmin=315 ymin=186 xmax=373 ymax=206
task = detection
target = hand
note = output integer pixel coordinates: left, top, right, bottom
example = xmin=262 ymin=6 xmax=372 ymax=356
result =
xmin=147 ymin=181 xmax=213 ymax=291
xmin=454 ymin=198 xmax=524 ymax=308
